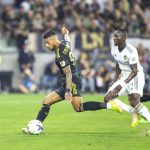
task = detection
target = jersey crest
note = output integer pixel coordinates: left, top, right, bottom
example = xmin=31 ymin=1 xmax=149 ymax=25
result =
xmin=124 ymin=55 xmax=128 ymax=61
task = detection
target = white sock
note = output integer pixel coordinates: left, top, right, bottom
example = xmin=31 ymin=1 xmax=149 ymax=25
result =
xmin=107 ymin=102 xmax=111 ymax=109
xmin=138 ymin=105 xmax=150 ymax=123
xmin=114 ymin=99 xmax=135 ymax=113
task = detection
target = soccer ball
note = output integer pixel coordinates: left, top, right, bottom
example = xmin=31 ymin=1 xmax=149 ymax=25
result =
xmin=27 ymin=120 xmax=43 ymax=135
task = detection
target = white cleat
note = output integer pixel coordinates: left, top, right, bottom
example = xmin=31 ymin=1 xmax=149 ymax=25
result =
xmin=22 ymin=127 xmax=30 ymax=134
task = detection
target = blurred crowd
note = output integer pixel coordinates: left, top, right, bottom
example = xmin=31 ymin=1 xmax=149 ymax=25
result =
xmin=0 ymin=0 xmax=150 ymax=94
xmin=0 ymin=0 xmax=150 ymax=45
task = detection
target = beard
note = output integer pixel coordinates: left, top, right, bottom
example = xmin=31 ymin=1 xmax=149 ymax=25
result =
xmin=50 ymin=45 xmax=56 ymax=51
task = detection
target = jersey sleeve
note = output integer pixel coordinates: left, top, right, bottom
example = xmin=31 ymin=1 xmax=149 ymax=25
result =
xmin=61 ymin=33 xmax=70 ymax=48
xmin=57 ymin=49 xmax=70 ymax=69
xmin=128 ymin=50 xmax=138 ymax=65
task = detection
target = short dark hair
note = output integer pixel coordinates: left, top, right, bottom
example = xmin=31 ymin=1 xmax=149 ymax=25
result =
xmin=43 ymin=30 xmax=56 ymax=39
xmin=117 ymin=28 xmax=127 ymax=37
xmin=117 ymin=28 xmax=126 ymax=34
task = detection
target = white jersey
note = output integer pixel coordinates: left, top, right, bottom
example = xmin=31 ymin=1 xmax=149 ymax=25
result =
xmin=109 ymin=42 xmax=145 ymax=96
xmin=111 ymin=42 xmax=143 ymax=74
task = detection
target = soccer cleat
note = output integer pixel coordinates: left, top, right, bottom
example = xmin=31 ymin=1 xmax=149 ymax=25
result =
xmin=139 ymin=117 xmax=149 ymax=124
xmin=22 ymin=127 xmax=30 ymax=134
xmin=109 ymin=100 xmax=123 ymax=113
xmin=131 ymin=117 xmax=139 ymax=128
xmin=131 ymin=114 xmax=148 ymax=128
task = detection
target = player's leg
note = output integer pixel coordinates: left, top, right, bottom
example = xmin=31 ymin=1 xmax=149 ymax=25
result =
xmin=36 ymin=91 xmax=63 ymax=122
xmin=129 ymin=72 xmax=150 ymax=123
xmin=71 ymin=81 xmax=121 ymax=112
xmin=130 ymin=93 xmax=150 ymax=123
xmin=104 ymin=80 xmax=123 ymax=103
xmin=71 ymin=96 xmax=122 ymax=112
xmin=67 ymin=76 xmax=119 ymax=112
xmin=109 ymin=95 xmax=139 ymax=127
xmin=71 ymin=96 xmax=106 ymax=112
xmin=103 ymin=79 xmax=137 ymax=113
xmin=127 ymin=95 xmax=139 ymax=128
xmin=114 ymin=98 xmax=135 ymax=113
xmin=36 ymin=85 xmax=67 ymax=122
xmin=22 ymin=91 xmax=63 ymax=133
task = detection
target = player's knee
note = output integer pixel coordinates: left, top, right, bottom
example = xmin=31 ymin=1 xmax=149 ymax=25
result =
xmin=42 ymin=97 xmax=52 ymax=106
xmin=104 ymin=91 xmax=116 ymax=103
xmin=131 ymin=100 xmax=140 ymax=108
xmin=130 ymin=94 xmax=140 ymax=107
xmin=104 ymin=95 xmax=110 ymax=103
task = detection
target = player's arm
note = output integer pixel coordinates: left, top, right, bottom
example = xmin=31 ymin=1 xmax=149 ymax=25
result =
xmin=63 ymin=65 xmax=72 ymax=91
xmin=109 ymin=63 xmax=121 ymax=88
xmin=113 ymin=63 xmax=121 ymax=82
xmin=114 ymin=63 xmax=138 ymax=95
xmin=61 ymin=27 xmax=70 ymax=48
xmin=124 ymin=64 xmax=138 ymax=84
xmin=62 ymin=65 xmax=72 ymax=102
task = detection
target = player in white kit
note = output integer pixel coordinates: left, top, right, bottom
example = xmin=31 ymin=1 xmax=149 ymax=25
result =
xmin=103 ymin=29 xmax=150 ymax=130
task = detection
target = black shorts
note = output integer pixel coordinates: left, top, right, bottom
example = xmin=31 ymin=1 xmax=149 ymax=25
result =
xmin=55 ymin=80 xmax=82 ymax=99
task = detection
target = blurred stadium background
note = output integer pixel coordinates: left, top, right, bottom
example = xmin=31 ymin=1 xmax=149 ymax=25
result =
xmin=0 ymin=0 xmax=150 ymax=95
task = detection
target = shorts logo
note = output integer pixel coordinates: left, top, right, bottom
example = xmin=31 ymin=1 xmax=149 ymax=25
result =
xmin=60 ymin=61 xmax=66 ymax=67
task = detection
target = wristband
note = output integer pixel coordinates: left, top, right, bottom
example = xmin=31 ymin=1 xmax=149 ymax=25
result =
xmin=66 ymin=89 xmax=71 ymax=92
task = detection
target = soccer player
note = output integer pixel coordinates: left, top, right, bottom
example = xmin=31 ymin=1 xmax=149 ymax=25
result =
xmin=103 ymin=28 xmax=150 ymax=128
xmin=22 ymin=27 xmax=121 ymax=133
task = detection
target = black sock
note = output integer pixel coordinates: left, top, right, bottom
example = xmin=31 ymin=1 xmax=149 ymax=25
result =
xmin=82 ymin=101 xmax=107 ymax=111
xmin=36 ymin=104 xmax=50 ymax=122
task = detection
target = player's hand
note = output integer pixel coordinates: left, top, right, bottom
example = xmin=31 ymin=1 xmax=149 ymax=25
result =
xmin=61 ymin=27 xmax=69 ymax=35
xmin=65 ymin=92 xmax=72 ymax=103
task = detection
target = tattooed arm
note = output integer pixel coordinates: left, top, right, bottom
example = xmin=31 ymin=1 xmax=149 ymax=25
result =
xmin=63 ymin=65 xmax=72 ymax=90
xmin=63 ymin=65 xmax=72 ymax=102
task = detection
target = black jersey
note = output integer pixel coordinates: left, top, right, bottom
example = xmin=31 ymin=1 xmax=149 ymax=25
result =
xmin=55 ymin=41 xmax=81 ymax=86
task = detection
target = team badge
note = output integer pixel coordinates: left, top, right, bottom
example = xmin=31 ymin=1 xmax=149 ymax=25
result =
xmin=124 ymin=55 xmax=128 ymax=61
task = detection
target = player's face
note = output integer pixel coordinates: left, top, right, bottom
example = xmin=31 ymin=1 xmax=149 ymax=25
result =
xmin=113 ymin=31 xmax=124 ymax=46
xmin=44 ymin=36 xmax=57 ymax=51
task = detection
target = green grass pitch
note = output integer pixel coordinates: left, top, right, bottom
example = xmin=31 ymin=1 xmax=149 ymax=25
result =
xmin=0 ymin=94 xmax=150 ymax=150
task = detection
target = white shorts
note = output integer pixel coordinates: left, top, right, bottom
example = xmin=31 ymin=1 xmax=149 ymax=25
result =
xmin=107 ymin=72 xmax=145 ymax=96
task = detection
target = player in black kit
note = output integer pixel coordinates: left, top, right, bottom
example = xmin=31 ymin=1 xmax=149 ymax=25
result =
xmin=22 ymin=27 xmax=122 ymax=134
